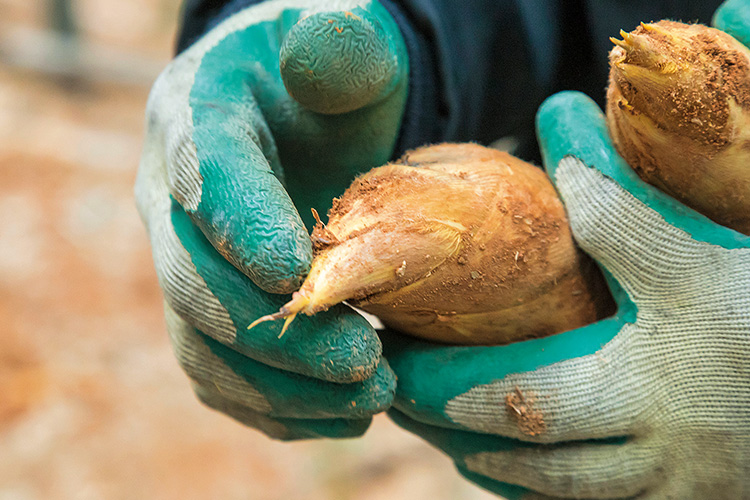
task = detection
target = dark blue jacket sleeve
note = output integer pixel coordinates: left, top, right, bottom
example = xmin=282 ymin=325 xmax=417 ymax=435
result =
xmin=175 ymin=0 xmax=723 ymax=162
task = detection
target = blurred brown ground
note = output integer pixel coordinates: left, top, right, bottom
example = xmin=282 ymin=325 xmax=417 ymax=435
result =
xmin=0 ymin=1 xmax=498 ymax=498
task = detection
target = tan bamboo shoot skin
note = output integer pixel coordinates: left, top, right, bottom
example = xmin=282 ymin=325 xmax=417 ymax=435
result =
xmin=254 ymin=143 xmax=613 ymax=345
xmin=607 ymin=20 xmax=750 ymax=235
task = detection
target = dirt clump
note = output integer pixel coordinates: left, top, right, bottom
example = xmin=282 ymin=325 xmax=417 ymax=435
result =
xmin=505 ymin=387 xmax=546 ymax=437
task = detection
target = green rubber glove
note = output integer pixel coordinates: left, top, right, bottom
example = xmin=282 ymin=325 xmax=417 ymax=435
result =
xmin=385 ymin=89 xmax=750 ymax=498
xmin=385 ymin=7 xmax=750 ymax=495
xmin=135 ymin=0 xmax=407 ymax=439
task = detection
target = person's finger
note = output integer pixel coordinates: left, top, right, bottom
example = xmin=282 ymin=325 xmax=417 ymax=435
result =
xmin=279 ymin=4 xmax=406 ymax=114
xmin=263 ymin=1 xmax=410 ymax=228
xmin=389 ymin=409 xmax=656 ymax=499
xmin=151 ymin=18 xmax=311 ymax=294
xmin=177 ymin=1 xmax=409 ymax=230
xmin=382 ymin=323 xmax=638 ymax=444
xmin=192 ymin=384 xmax=372 ymax=440
xmin=146 ymin=0 xmax=411 ymax=292
xmin=140 ymin=30 xmax=385 ymax=383
xmin=169 ymin=86 xmax=310 ymax=293
xmin=457 ymin=466 xmax=638 ymax=500
xmin=463 ymin=439 xmax=657 ymax=499
xmin=387 ymin=409 xmax=536 ymax=500
xmin=165 ymin=200 xmax=382 ymax=383
xmin=165 ymin=303 xmax=396 ymax=419
xmin=713 ymin=0 xmax=750 ymax=48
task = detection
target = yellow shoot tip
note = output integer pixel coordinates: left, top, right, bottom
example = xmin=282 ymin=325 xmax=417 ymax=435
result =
xmin=623 ymin=32 xmax=640 ymax=48
xmin=639 ymin=21 xmax=675 ymax=40
xmin=611 ymin=29 xmax=639 ymax=51
xmin=611 ymin=36 xmax=628 ymax=49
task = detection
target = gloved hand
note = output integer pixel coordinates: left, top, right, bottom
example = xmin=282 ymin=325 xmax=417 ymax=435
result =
xmin=135 ymin=0 xmax=407 ymax=439
xmin=383 ymin=41 xmax=750 ymax=499
xmin=385 ymin=5 xmax=750 ymax=495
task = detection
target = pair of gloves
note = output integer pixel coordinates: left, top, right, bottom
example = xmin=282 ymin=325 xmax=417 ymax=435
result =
xmin=135 ymin=0 xmax=750 ymax=498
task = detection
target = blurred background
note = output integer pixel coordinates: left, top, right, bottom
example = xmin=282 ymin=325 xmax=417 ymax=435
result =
xmin=0 ymin=1 xmax=498 ymax=498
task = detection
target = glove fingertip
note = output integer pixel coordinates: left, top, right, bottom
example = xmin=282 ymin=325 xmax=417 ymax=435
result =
xmin=242 ymin=219 xmax=313 ymax=294
xmin=713 ymin=0 xmax=750 ymax=48
xmin=194 ymin=382 xmax=372 ymax=440
xmin=277 ymin=417 xmax=372 ymax=440
xmin=300 ymin=306 xmax=384 ymax=383
xmin=536 ymin=91 xmax=626 ymax=184
xmin=280 ymin=7 xmax=403 ymax=114
xmin=360 ymin=356 xmax=397 ymax=415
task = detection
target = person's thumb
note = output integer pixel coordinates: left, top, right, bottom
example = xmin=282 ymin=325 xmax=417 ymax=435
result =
xmin=279 ymin=4 xmax=406 ymax=115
